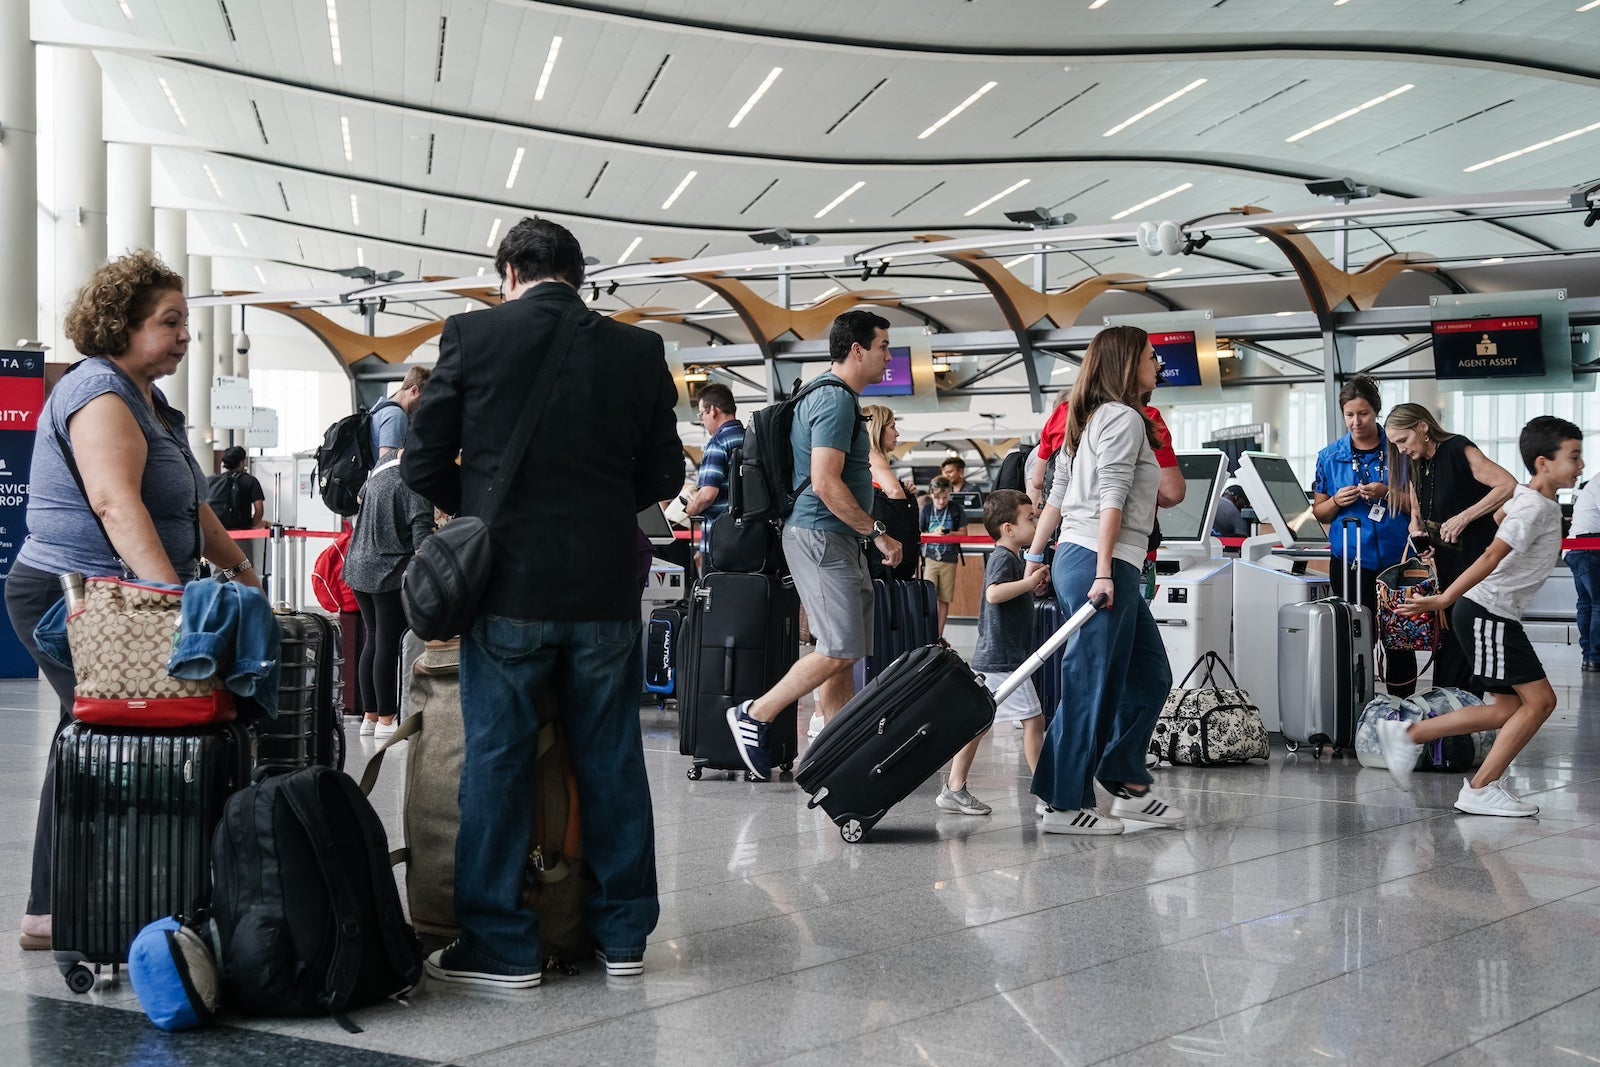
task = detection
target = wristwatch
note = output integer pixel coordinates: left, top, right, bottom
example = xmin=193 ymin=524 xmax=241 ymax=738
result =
xmin=219 ymin=558 xmax=254 ymax=581
xmin=867 ymin=520 xmax=886 ymax=539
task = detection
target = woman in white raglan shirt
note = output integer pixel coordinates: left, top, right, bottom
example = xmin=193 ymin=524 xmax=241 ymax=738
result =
xmin=1023 ymin=325 xmax=1183 ymax=835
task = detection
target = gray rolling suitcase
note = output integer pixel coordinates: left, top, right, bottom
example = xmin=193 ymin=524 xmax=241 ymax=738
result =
xmin=1278 ymin=519 xmax=1374 ymax=756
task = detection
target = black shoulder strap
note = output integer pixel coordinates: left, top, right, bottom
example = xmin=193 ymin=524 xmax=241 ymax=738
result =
xmin=787 ymin=376 xmax=864 ymax=507
xmin=275 ymin=770 xmax=365 ymax=1021
xmin=327 ymin=770 xmax=422 ymax=990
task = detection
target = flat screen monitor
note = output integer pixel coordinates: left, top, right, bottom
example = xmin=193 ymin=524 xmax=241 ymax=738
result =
xmin=1150 ymin=330 xmax=1204 ymax=389
xmin=1160 ymin=450 xmax=1227 ymax=546
xmin=1236 ymin=452 xmax=1328 ymax=547
xmin=862 ymin=345 xmax=915 ymax=397
xmin=1431 ymin=315 xmax=1545 ymax=380
xmin=637 ymin=503 xmax=676 ymax=547
xmin=952 ymin=490 xmax=983 ymax=514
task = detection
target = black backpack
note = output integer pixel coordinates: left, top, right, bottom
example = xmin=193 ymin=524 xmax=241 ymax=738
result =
xmin=207 ymin=470 xmax=251 ymax=530
xmin=730 ymin=377 xmax=861 ymax=524
xmin=315 ymin=399 xmax=396 ymax=516
xmin=210 ymin=767 xmax=423 ymax=1031
xmin=994 ymin=447 xmax=1029 ymax=494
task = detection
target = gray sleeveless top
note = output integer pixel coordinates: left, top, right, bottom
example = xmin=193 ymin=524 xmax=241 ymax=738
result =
xmin=16 ymin=358 xmax=206 ymax=580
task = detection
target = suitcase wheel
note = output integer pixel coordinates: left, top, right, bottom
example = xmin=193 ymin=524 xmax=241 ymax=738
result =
xmin=64 ymin=964 xmax=96 ymax=995
xmin=779 ymin=761 xmax=793 ymax=772
xmin=686 ymin=764 xmax=703 ymax=781
xmin=1284 ymin=741 xmax=1300 ymax=754
xmin=744 ymin=770 xmax=763 ymax=783
xmin=839 ymin=818 xmax=866 ymax=844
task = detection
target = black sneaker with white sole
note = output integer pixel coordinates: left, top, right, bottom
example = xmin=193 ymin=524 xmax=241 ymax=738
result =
xmin=595 ymin=948 xmax=645 ymax=977
xmin=426 ymin=940 xmax=541 ymax=990
xmin=724 ymin=700 xmax=772 ymax=780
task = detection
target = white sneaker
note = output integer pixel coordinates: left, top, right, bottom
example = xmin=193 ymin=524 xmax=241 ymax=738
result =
xmin=807 ymin=711 xmax=824 ymax=739
xmin=1455 ymin=778 xmax=1539 ymax=818
xmin=1034 ymin=799 xmax=1051 ymax=817
xmin=374 ymin=720 xmax=398 ymax=741
xmin=1040 ymin=808 xmax=1124 ymax=835
xmin=1109 ymin=789 xmax=1185 ymax=827
xmin=1376 ymin=720 xmax=1423 ymax=792
xmin=359 ymin=718 xmax=377 ymax=736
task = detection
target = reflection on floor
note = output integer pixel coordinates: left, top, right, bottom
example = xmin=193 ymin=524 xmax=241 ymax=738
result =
xmin=3 ymin=619 xmax=1600 ymax=1066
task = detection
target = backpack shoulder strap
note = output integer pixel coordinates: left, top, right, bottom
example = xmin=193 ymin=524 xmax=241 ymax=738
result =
xmin=323 ymin=770 xmax=422 ymax=988
xmin=786 ymin=376 xmax=865 ymax=504
xmin=274 ymin=770 xmax=366 ymax=1015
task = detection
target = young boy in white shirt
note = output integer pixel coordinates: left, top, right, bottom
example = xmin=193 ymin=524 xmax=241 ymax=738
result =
xmin=1379 ymin=416 xmax=1584 ymax=817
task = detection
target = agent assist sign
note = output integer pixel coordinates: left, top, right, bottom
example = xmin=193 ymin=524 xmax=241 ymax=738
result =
xmin=1431 ymin=315 xmax=1546 ymax=380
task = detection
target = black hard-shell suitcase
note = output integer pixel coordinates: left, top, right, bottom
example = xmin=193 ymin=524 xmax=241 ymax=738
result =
xmin=645 ymin=604 xmax=685 ymax=701
xmin=1030 ymin=595 xmax=1065 ymax=721
xmin=678 ymin=571 xmax=799 ymax=780
xmin=52 ymin=719 xmax=255 ymax=992
xmin=797 ymin=597 xmax=1101 ymax=842
xmin=258 ymin=611 xmax=346 ymax=775
xmin=865 ymin=578 xmax=939 ymax=682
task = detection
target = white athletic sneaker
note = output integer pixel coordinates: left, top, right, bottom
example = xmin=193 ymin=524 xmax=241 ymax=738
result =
xmin=1497 ymin=780 xmax=1539 ymax=812
xmin=1108 ymin=788 xmax=1185 ymax=827
xmin=1034 ymin=799 xmax=1051 ymax=817
xmin=1040 ymin=809 xmax=1124 ymax=835
xmin=1455 ymin=778 xmax=1539 ymax=818
xmin=1377 ymin=719 xmax=1423 ymax=792
xmin=935 ymin=785 xmax=992 ymax=816
xmin=359 ymin=717 xmax=377 ymax=736
xmin=807 ymin=711 xmax=824 ymax=739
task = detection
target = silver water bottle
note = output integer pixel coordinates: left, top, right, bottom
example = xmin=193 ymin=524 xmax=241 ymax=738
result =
xmin=59 ymin=572 xmax=86 ymax=613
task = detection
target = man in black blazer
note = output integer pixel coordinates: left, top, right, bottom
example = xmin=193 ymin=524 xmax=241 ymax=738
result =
xmin=402 ymin=217 xmax=682 ymax=990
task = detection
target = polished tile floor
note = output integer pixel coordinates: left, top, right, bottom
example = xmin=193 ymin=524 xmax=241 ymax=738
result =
xmin=3 ymin=622 xmax=1600 ymax=1065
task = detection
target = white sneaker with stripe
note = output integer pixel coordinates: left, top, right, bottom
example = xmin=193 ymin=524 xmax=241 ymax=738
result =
xmin=1040 ymin=808 xmax=1124 ymax=835
xmin=1455 ymin=778 xmax=1539 ymax=818
xmin=1109 ymin=788 xmax=1186 ymax=826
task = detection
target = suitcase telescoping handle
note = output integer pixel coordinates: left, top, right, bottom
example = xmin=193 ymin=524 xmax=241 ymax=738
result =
xmin=1335 ymin=515 xmax=1361 ymax=607
xmin=992 ymin=593 xmax=1107 ymax=705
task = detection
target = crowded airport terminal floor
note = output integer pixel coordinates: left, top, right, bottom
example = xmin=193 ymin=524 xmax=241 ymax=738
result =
xmin=8 ymin=0 xmax=1600 ymax=1064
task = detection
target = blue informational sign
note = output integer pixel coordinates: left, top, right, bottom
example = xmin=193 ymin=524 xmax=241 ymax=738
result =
xmin=0 ymin=350 xmax=45 ymax=678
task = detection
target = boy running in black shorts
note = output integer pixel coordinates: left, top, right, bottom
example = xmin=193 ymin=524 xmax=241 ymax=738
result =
xmin=1379 ymin=416 xmax=1583 ymax=817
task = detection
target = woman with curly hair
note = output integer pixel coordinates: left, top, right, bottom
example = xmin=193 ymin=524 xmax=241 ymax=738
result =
xmin=5 ymin=250 xmax=261 ymax=950
xmin=1023 ymin=325 xmax=1181 ymax=835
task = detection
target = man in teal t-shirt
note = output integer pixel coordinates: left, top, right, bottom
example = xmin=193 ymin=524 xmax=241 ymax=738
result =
xmin=722 ymin=310 xmax=904 ymax=780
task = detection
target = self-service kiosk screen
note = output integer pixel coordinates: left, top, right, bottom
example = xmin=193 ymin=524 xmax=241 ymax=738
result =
xmin=1161 ymin=453 xmax=1225 ymax=544
xmin=1250 ymin=456 xmax=1327 ymax=545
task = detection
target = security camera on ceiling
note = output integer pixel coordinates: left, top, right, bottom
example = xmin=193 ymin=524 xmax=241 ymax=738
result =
xmin=1136 ymin=220 xmax=1184 ymax=256
xmin=1305 ymin=177 xmax=1378 ymax=202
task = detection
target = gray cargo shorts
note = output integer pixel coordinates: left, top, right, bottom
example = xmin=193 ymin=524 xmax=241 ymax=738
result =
xmin=782 ymin=525 xmax=874 ymax=661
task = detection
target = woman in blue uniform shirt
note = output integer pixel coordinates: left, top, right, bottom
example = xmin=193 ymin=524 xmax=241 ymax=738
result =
xmin=1310 ymin=375 xmax=1418 ymax=696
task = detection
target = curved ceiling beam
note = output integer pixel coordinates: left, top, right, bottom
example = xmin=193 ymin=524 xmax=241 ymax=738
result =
xmin=241 ymin=297 xmax=444 ymax=367
xmin=521 ymin=2 xmax=1600 ymax=86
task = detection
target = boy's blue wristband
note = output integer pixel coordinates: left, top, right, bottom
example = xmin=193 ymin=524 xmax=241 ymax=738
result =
xmin=1023 ymin=551 xmax=1046 ymax=564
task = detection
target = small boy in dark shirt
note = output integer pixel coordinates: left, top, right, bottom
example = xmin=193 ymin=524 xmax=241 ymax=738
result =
xmin=936 ymin=490 xmax=1051 ymax=816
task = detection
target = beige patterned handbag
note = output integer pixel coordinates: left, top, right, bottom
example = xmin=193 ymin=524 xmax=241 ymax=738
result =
xmin=66 ymin=577 xmax=232 ymax=724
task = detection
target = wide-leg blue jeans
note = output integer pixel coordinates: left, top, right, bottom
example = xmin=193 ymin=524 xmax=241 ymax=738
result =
xmin=455 ymin=614 xmax=658 ymax=969
xmin=1031 ymin=544 xmax=1173 ymax=812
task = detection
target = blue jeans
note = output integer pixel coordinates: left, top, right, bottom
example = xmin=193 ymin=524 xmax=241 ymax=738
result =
xmin=455 ymin=615 xmax=658 ymax=969
xmin=1032 ymin=544 xmax=1173 ymax=811
xmin=1569 ymin=551 xmax=1600 ymax=664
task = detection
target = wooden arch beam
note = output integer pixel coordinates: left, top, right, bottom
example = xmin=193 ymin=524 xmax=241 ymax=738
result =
xmin=912 ymin=235 xmax=1150 ymax=332
xmin=422 ymin=277 xmax=503 ymax=308
xmin=1233 ymin=206 xmax=1440 ymax=325
xmin=245 ymin=300 xmax=443 ymax=367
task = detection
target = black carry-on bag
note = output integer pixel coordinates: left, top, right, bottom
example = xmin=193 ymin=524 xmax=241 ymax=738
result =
xmin=797 ymin=595 xmax=1103 ymax=842
xmin=258 ymin=611 xmax=347 ymax=775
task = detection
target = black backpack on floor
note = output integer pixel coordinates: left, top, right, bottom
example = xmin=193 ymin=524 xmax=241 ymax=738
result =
xmin=210 ymin=766 xmax=422 ymax=1030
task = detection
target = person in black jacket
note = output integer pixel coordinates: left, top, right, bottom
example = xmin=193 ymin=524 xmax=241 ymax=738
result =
xmin=401 ymin=217 xmax=682 ymax=990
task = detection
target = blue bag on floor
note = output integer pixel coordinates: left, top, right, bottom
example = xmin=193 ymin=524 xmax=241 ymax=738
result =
xmin=127 ymin=916 xmax=220 ymax=1032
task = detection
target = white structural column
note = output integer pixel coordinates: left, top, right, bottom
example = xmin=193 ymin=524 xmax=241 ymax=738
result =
xmin=186 ymin=254 xmax=214 ymax=464
xmin=47 ymin=48 xmax=106 ymax=357
xmin=214 ymin=303 xmax=233 ymax=448
xmin=105 ymin=142 xmax=153 ymax=257
xmin=154 ymin=207 xmax=190 ymax=423
xmin=0 ymin=7 xmax=37 ymax=345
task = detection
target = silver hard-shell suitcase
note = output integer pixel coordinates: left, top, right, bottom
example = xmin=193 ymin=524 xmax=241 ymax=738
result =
xmin=1278 ymin=517 xmax=1374 ymax=756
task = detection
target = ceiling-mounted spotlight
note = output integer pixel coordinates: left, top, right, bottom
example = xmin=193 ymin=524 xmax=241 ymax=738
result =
xmin=1181 ymin=233 xmax=1212 ymax=255
xmin=749 ymin=228 xmax=819 ymax=248
xmin=682 ymin=365 xmax=710 ymax=384
xmin=860 ymin=263 xmax=873 ymax=282
xmin=1585 ymin=208 xmax=1600 ymax=228
xmin=606 ymin=280 xmax=619 ymax=295
xmin=875 ymin=260 xmax=889 ymax=276
xmin=1305 ymin=177 xmax=1378 ymax=203
xmin=1003 ymin=207 xmax=1079 ymax=229
xmin=377 ymin=297 xmax=387 ymax=313
xmin=589 ymin=284 xmax=599 ymax=301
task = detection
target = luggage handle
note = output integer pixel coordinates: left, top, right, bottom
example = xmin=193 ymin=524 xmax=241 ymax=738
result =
xmin=992 ymin=593 xmax=1107 ymax=705
xmin=870 ymin=723 xmax=934 ymax=779
xmin=1177 ymin=650 xmax=1240 ymax=692
xmin=1333 ymin=515 xmax=1361 ymax=607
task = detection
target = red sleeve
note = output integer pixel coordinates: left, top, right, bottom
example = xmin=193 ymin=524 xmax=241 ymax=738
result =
xmin=1145 ymin=406 xmax=1178 ymax=468
xmin=1037 ymin=403 xmax=1069 ymax=461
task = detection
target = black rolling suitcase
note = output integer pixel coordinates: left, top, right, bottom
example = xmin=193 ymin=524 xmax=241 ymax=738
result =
xmin=678 ymin=571 xmax=799 ymax=780
xmin=865 ymin=578 xmax=939 ymax=682
xmin=645 ymin=604 xmax=685 ymax=704
xmin=258 ymin=611 xmax=346 ymax=775
xmin=52 ymin=719 xmax=255 ymax=992
xmin=797 ymin=596 xmax=1102 ymax=842
xmin=1030 ymin=595 xmax=1065 ymax=721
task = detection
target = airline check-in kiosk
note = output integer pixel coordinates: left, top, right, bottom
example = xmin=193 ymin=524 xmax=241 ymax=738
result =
xmin=1230 ymin=453 xmax=1332 ymax=732
xmin=1150 ymin=450 xmax=1234 ymax=674
xmin=639 ymin=504 xmax=686 ymax=620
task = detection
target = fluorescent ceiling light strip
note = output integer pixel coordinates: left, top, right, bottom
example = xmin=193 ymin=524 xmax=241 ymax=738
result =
xmin=618 ymin=236 xmax=642 ymax=263
xmin=1480 ymin=257 xmax=1504 ymax=264
xmin=505 ymin=147 xmax=525 ymax=189
xmin=1285 ymin=83 xmax=1413 ymax=143
xmin=349 ymin=193 xmax=360 ymax=226
xmin=253 ymin=265 xmax=267 ymax=285
xmin=1462 ymin=119 xmax=1600 ymax=172
xmin=1581 ymin=0 xmax=1600 ymax=10
xmin=814 ymin=180 xmax=865 ymax=219
xmin=694 ymin=292 xmax=718 ymax=309
xmin=1110 ymin=181 xmax=1193 ymax=220
xmin=117 ymin=0 xmax=133 ymax=17
xmin=158 ymin=77 xmax=188 ymax=127
xmin=535 ymin=36 xmax=562 ymax=101
xmin=661 ymin=170 xmax=697 ymax=210
xmin=729 ymin=67 xmax=782 ymax=129
xmin=232 ymin=222 xmax=249 ymax=248
xmin=1298 ymin=219 xmax=1325 ymax=229
xmin=1152 ymin=267 xmax=1182 ymax=278
xmin=340 ymin=115 xmax=352 ymax=162
xmin=1103 ymin=78 xmax=1206 ymax=137
xmin=918 ymin=81 xmax=997 ymax=140
xmin=814 ymin=286 xmax=840 ymax=302
xmin=964 ymin=178 xmax=1031 ymax=218
xmin=1089 ymin=0 xmax=1109 ymax=7
xmin=1002 ymin=254 xmax=1033 ymax=268
xmin=201 ymin=163 xmax=222 ymax=197
xmin=356 ymin=246 xmax=365 ymax=267
xmin=325 ymin=0 xmax=342 ymax=66
xmin=486 ymin=217 xmax=502 ymax=249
